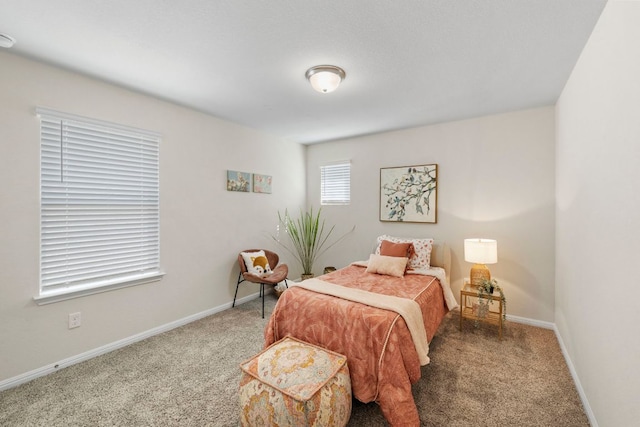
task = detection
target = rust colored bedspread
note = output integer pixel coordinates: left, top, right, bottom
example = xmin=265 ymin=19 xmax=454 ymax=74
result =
xmin=263 ymin=264 xmax=449 ymax=427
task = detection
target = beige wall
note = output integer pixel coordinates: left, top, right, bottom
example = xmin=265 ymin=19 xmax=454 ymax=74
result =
xmin=306 ymin=106 xmax=556 ymax=323
xmin=556 ymin=1 xmax=640 ymax=425
xmin=0 ymin=52 xmax=306 ymax=382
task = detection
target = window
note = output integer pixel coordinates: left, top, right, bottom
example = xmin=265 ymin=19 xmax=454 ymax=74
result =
xmin=320 ymin=161 xmax=350 ymax=205
xmin=36 ymin=108 xmax=163 ymax=304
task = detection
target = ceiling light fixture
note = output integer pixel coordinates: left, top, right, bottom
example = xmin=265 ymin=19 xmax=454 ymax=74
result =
xmin=305 ymin=65 xmax=346 ymax=94
xmin=0 ymin=33 xmax=16 ymax=49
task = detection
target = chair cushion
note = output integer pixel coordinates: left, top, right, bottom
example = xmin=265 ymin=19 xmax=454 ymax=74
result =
xmin=244 ymin=264 xmax=288 ymax=285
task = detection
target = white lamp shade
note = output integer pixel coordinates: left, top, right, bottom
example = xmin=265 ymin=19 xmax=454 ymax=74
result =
xmin=309 ymin=70 xmax=342 ymax=93
xmin=464 ymin=239 xmax=498 ymax=264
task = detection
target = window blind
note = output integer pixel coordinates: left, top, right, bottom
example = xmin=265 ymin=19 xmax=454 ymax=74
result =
xmin=38 ymin=108 xmax=161 ymax=296
xmin=320 ymin=161 xmax=350 ymax=205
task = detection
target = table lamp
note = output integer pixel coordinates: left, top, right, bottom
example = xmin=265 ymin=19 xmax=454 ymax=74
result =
xmin=464 ymin=238 xmax=498 ymax=287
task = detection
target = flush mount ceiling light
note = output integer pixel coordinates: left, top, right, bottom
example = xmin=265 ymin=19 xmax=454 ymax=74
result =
xmin=0 ymin=33 xmax=16 ymax=48
xmin=305 ymin=65 xmax=346 ymax=94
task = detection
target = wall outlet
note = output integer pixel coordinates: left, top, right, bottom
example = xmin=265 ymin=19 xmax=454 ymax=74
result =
xmin=68 ymin=312 xmax=81 ymax=329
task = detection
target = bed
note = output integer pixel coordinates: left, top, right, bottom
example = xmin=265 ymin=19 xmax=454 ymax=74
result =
xmin=264 ymin=237 xmax=458 ymax=427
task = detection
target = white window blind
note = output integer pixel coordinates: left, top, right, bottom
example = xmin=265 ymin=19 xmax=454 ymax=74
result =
xmin=37 ymin=108 xmax=161 ymax=301
xmin=320 ymin=161 xmax=351 ymax=205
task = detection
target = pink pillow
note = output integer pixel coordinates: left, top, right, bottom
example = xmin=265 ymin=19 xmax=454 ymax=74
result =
xmin=365 ymin=254 xmax=408 ymax=278
xmin=375 ymin=235 xmax=434 ymax=269
xmin=379 ymin=240 xmax=414 ymax=259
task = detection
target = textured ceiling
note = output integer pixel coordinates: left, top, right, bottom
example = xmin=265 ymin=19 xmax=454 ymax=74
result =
xmin=0 ymin=0 xmax=606 ymax=144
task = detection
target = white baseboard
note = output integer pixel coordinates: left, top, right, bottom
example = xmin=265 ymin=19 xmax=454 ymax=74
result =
xmin=553 ymin=325 xmax=598 ymax=427
xmin=505 ymin=313 xmax=555 ymax=329
xmin=0 ymin=292 xmax=262 ymax=392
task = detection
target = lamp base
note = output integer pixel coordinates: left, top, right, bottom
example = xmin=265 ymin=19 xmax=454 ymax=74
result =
xmin=470 ymin=264 xmax=491 ymax=287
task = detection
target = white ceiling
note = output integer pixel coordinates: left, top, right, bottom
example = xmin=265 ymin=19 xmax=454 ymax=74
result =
xmin=0 ymin=0 xmax=606 ymax=144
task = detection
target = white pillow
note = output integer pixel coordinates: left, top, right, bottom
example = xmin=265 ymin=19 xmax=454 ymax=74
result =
xmin=375 ymin=235 xmax=434 ymax=270
xmin=365 ymin=254 xmax=408 ymax=278
xmin=241 ymin=250 xmax=272 ymax=275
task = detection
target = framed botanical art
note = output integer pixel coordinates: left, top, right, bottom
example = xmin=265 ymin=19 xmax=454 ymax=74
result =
xmin=227 ymin=170 xmax=251 ymax=192
xmin=253 ymin=173 xmax=272 ymax=194
xmin=380 ymin=164 xmax=437 ymax=223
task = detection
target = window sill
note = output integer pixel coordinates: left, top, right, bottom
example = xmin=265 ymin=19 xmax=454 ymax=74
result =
xmin=33 ymin=272 xmax=165 ymax=306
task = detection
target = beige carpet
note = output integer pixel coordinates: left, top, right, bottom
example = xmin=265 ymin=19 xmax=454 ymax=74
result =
xmin=0 ymin=295 xmax=588 ymax=426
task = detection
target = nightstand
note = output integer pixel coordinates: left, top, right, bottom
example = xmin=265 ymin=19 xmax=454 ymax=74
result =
xmin=459 ymin=280 xmax=504 ymax=339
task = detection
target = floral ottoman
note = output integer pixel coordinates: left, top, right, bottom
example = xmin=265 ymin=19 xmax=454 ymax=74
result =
xmin=239 ymin=336 xmax=351 ymax=426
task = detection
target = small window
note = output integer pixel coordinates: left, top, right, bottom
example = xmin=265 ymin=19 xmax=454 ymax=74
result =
xmin=320 ymin=161 xmax=350 ymax=205
xmin=36 ymin=108 xmax=163 ymax=304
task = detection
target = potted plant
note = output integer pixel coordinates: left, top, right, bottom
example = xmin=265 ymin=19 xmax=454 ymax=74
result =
xmin=272 ymin=207 xmax=354 ymax=280
xmin=475 ymin=278 xmax=507 ymax=325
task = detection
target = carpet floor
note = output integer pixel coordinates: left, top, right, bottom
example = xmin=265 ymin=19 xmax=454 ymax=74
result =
xmin=0 ymin=295 xmax=589 ymax=426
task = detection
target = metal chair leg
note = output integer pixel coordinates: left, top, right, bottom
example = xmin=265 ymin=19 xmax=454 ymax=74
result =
xmin=261 ymin=283 xmax=265 ymax=318
xmin=233 ymin=272 xmax=243 ymax=308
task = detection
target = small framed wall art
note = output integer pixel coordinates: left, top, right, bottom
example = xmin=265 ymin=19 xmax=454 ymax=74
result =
xmin=253 ymin=173 xmax=272 ymax=194
xmin=227 ymin=170 xmax=251 ymax=192
xmin=380 ymin=164 xmax=437 ymax=223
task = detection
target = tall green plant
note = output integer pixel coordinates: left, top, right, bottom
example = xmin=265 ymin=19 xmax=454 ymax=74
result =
xmin=273 ymin=207 xmax=354 ymax=276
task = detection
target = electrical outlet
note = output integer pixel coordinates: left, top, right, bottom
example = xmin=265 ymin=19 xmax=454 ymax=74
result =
xmin=68 ymin=312 xmax=81 ymax=329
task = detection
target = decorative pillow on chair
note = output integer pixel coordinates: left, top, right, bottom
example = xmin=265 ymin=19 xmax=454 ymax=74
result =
xmin=241 ymin=250 xmax=272 ymax=275
xmin=365 ymin=254 xmax=408 ymax=278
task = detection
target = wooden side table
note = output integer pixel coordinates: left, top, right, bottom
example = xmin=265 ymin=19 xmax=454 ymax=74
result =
xmin=459 ymin=280 xmax=504 ymax=339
